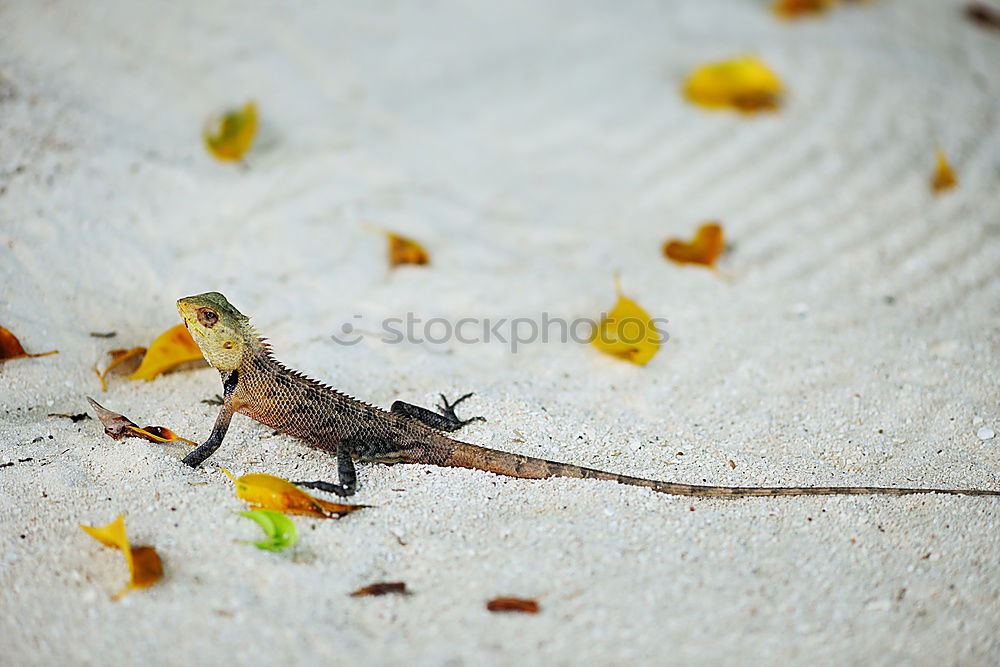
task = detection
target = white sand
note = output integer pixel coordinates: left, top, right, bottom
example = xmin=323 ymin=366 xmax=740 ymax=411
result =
xmin=2 ymin=0 xmax=999 ymax=664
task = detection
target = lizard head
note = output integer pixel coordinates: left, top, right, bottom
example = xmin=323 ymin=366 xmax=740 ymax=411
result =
xmin=177 ymin=292 xmax=252 ymax=371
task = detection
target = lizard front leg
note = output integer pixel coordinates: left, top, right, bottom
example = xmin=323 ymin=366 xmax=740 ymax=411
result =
xmin=182 ymin=404 xmax=233 ymax=467
xmin=182 ymin=369 xmax=238 ymax=468
xmin=391 ymin=392 xmax=485 ymax=432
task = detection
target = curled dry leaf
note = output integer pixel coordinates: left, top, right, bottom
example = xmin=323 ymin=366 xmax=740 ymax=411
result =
xmin=486 ymin=597 xmax=540 ymax=614
xmin=930 ymin=149 xmax=957 ymax=193
xmin=94 ymin=346 xmax=146 ymax=392
xmin=222 ymin=469 xmax=370 ymax=519
xmin=350 ymin=582 xmax=409 ymax=597
xmin=773 ymin=0 xmax=837 ymax=19
xmin=663 ymin=222 xmax=725 ymax=267
xmin=387 ymin=232 xmax=430 ymax=268
xmin=204 ymin=101 xmax=258 ymax=161
xmin=683 ymin=56 xmax=783 ymax=113
xmin=87 ymin=397 xmax=199 ymax=446
xmin=0 ymin=326 xmax=58 ymax=363
xmin=80 ymin=514 xmax=163 ymax=600
xmin=237 ymin=509 xmax=298 ymax=551
xmin=130 ymin=324 xmax=205 ymax=382
xmin=590 ymin=277 xmax=660 ymax=366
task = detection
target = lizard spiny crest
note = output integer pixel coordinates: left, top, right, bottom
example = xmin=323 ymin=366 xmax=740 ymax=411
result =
xmin=177 ymin=291 xmax=254 ymax=371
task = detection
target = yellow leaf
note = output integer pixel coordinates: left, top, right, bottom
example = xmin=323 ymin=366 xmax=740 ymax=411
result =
xmin=204 ymin=101 xmax=258 ymax=161
xmin=81 ymin=513 xmax=130 ymax=550
xmin=773 ymin=0 xmax=838 ymax=20
xmin=81 ymin=514 xmax=163 ymax=600
xmin=663 ymin=222 xmax=726 ymax=268
xmin=222 ymin=469 xmax=369 ymax=519
xmin=0 ymin=325 xmax=58 ymax=363
xmin=683 ymin=56 xmax=783 ymax=113
xmin=387 ymin=232 xmax=430 ymax=268
xmin=930 ymin=149 xmax=957 ymax=193
xmin=590 ymin=278 xmax=660 ymax=366
xmin=129 ymin=324 xmax=204 ymax=381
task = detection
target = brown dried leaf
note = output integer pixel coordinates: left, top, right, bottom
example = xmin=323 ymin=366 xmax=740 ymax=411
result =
xmin=0 ymin=326 xmax=58 ymax=363
xmin=350 ymin=582 xmax=409 ymax=597
xmin=94 ymin=346 xmax=146 ymax=392
xmin=87 ymin=397 xmax=140 ymax=439
xmin=486 ymin=597 xmax=540 ymax=613
xmin=87 ymin=397 xmax=198 ymax=446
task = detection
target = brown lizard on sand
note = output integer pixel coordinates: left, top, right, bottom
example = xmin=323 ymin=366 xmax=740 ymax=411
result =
xmin=176 ymin=292 xmax=998 ymax=498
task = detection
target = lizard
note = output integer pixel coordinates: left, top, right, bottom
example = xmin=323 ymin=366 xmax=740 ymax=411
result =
xmin=176 ymin=292 xmax=999 ymax=498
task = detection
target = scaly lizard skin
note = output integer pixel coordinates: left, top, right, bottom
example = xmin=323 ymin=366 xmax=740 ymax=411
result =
xmin=176 ymin=292 xmax=998 ymax=498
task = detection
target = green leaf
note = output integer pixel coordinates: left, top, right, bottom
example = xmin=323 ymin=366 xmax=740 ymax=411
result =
xmin=237 ymin=509 xmax=298 ymax=551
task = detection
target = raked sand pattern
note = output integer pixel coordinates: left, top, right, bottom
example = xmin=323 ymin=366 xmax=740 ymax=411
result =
xmin=1 ymin=1 xmax=999 ymax=665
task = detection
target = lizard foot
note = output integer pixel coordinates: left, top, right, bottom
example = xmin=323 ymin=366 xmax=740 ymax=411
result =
xmin=436 ymin=392 xmax=487 ymax=428
xmin=391 ymin=392 xmax=485 ymax=432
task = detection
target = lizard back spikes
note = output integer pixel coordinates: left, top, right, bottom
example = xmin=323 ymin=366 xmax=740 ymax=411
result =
xmin=178 ymin=292 xmax=1000 ymax=499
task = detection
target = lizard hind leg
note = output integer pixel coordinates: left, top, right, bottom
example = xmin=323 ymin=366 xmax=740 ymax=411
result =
xmin=293 ymin=443 xmax=358 ymax=497
xmin=391 ymin=392 xmax=486 ymax=433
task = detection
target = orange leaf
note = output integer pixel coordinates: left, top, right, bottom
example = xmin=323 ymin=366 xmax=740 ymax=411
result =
xmin=125 ymin=425 xmax=199 ymax=447
xmin=129 ymin=324 xmax=205 ymax=381
xmin=222 ymin=470 xmax=370 ymax=519
xmin=486 ymin=597 xmax=539 ymax=613
xmin=590 ymin=277 xmax=661 ymax=366
xmin=204 ymin=101 xmax=258 ymax=161
xmin=94 ymin=346 xmax=146 ymax=392
xmin=0 ymin=326 xmax=58 ymax=363
xmin=387 ymin=232 xmax=430 ymax=267
xmin=773 ymin=0 xmax=837 ymax=20
xmin=80 ymin=514 xmax=163 ymax=600
xmin=663 ymin=222 xmax=725 ymax=267
xmin=683 ymin=56 xmax=783 ymax=113
xmin=930 ymin=149 xmax=957 ymax=193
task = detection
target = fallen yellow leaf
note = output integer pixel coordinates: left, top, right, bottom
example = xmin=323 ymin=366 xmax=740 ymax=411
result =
xmin=387 ymin=232 xmax=430 ymax=268
xmin=204 ymin=101 xmax=258 ymax=161
xmin=683 ymin=56 xmax=783 ymax=113
xmin=930 ymin=149 xmax=957 ymax=193
xmin=129 ymin=324 xmax=204 ymax=381
xmin=773 ymin=0 xmax=837 ymax=20
xmin=590 ymin=278 xmax=660 ymax=366
xmin=663 ymin=222 xmax=725 ymax=268
xmin=222 ymin=469 xmax=369 ymax=519
xmin=80 ymin=514 xmax=163 ymax=600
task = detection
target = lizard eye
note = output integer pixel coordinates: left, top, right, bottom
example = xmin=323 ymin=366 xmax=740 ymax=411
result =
xmin=197 ymin=309 xmax=219 ymax=327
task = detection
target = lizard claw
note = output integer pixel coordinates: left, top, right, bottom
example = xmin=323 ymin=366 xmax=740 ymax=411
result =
xmin=436 ymin=392 xmax=486 ymax=427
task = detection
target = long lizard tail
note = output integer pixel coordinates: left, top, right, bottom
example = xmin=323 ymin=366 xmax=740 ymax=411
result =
xmin=432 ymin=441 xmax=999 ymax=497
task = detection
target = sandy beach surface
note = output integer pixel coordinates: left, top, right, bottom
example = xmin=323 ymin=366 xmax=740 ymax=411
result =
xmin=2 ymin=1 xmax=998 ymax=664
